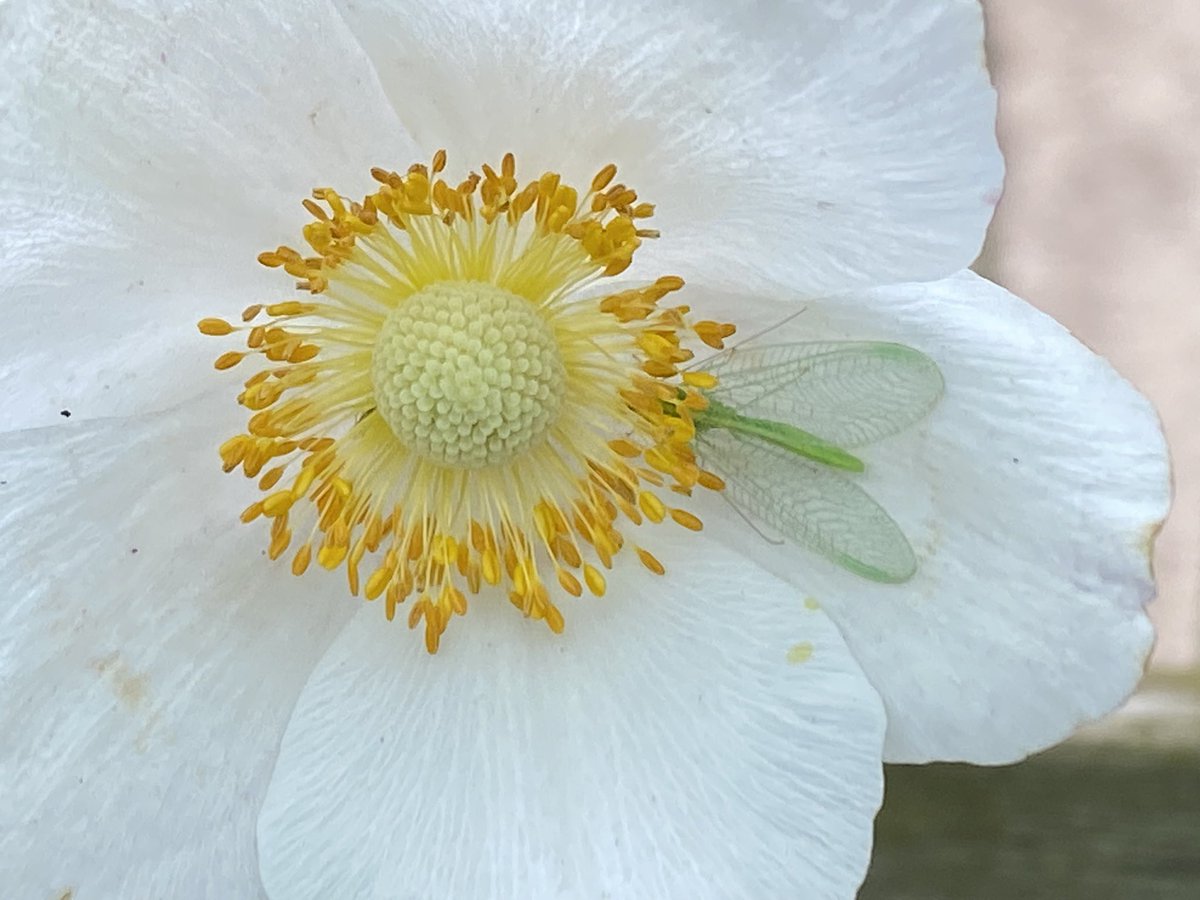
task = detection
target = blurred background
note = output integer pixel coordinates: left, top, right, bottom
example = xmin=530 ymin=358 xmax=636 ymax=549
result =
xmin=979 ymin=0 xmax=1199 ymax=674
xmin=865 ymin=3 xmax=1200 ymax=897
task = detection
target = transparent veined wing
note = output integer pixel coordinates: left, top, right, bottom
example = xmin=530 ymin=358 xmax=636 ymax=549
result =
xmin=702 ymin=342 xmax=944 ymax=448
xmin=697 ymin=428 xmax=917 ymax=583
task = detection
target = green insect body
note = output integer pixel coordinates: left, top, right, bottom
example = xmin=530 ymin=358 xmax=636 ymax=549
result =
xmin=694 ymin=397 xmax=866 ymax=473
xmin=689 ymin=341 xmax=944 ymax=584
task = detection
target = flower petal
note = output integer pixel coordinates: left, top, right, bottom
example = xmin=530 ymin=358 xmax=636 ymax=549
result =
xmin=0 ymin=400 xmax=356 ymax=896
xmin=1 ymin=0 xmax=416 ymax=431
xmin=257 ymin=535 xmax=885 ymax=899
xmin=688 ymin=270 xmax=1170 ymax=764
xmin=331 ymin=0 xmax=1001 ymax=294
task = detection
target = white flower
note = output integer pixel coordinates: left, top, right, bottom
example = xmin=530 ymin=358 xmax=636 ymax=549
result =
xmin=0 ymin=1 xmax=1169 ymax=898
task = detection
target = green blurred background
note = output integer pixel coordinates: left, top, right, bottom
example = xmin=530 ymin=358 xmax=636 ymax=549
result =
xmin=864 ymin=673 xmax=1200 ymax=898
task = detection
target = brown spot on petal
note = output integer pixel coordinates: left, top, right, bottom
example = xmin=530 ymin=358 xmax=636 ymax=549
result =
xmin=91 ymin=653 xmax=164 ymax=752
xmin=1139 ymin=517 xmax=1166 ymax=577
xmin=91 ymin=651 xmax=148 ymax=710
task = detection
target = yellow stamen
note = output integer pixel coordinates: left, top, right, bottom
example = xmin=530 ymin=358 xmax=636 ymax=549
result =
xmin=203 ymin=153 xmax=736 ymax=652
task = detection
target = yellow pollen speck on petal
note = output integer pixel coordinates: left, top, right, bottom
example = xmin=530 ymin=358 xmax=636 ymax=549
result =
xmin=787 ymin=642 xmax=814 ymax=665
xmin=804 ymin=597 xmax=821 ymax=611
xmin=203 ymin=152 xmax=735 ymax=652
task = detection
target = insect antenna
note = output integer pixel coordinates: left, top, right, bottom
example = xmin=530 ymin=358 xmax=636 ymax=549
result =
xmin=725 ymin=304 xmax=810 ymax=354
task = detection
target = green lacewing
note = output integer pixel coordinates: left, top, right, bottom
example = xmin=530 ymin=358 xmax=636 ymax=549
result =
xmin=689 ymin=342 xmax=944 ymax=583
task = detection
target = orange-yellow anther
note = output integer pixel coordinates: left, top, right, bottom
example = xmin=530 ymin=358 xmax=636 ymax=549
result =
xmin=364 ymin=566 xmax=392 ymax=601
xmin=638 ymin=490 xmax=667 ymax=523
xmin=544 ymin=604 xmax=565 ymax=634
xmin=481 ymin=549 xmax=501 ymax=586
xmin=266 ymin=301 xmax=315 ymax=317
xmin=261 ymin=491 xmax=295 ymax=517
xmin=291 ymin=544 xmax=313 ymax=576
xmin=318 ymin=542 xmax=349 ymax=570
xmin=258 ymin=466 xmax=285 ymax=491
xmin=582 ymin=564 xmax=607 ymax=597
xmin=694 ymin=320 xmax=737 ymax=350
xmin=198 ymin=317 xmax=235 ymax=336
xmin=636 ymin=547 xmax=665 ymax=576
xmin=670 ymin=508 xmax=703 ymax=532
xmin=590 ymin=163 xmax=618 ymax=193
xmin=557 ymin=568 xmax=583 ymax=597
xmin=682 ymin=371 xmax=718 ymax=389
xmin=268 ymin=527 xmax=292 ymax=560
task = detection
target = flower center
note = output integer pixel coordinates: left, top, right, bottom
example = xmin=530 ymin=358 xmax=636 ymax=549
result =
xmin=200 ymin=152 xmax=737 ymax=653
xmin=371 ymin=281 xmax=565 ymax=469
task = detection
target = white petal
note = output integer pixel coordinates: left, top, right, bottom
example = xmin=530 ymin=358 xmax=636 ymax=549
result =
xmin=0 ymin=399 xmax=357 ymax=897
xmin=257 ymin=535 xmax=885 ymax=899
xmin=688 ymin=270 xmax=1170 ymax=764
xmin=1 ymin=0 xmax=416 ymax=431
xmin=332 ymin=0 xmax=1001 ymax=293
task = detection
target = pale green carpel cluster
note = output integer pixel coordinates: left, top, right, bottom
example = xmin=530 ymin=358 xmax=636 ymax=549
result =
xmin=371 ymin=281 xmax=567 ymax=469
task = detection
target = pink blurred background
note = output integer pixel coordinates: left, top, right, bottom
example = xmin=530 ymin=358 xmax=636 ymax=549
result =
xmin=980 ymin=0 xmax=1199 ymax=670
